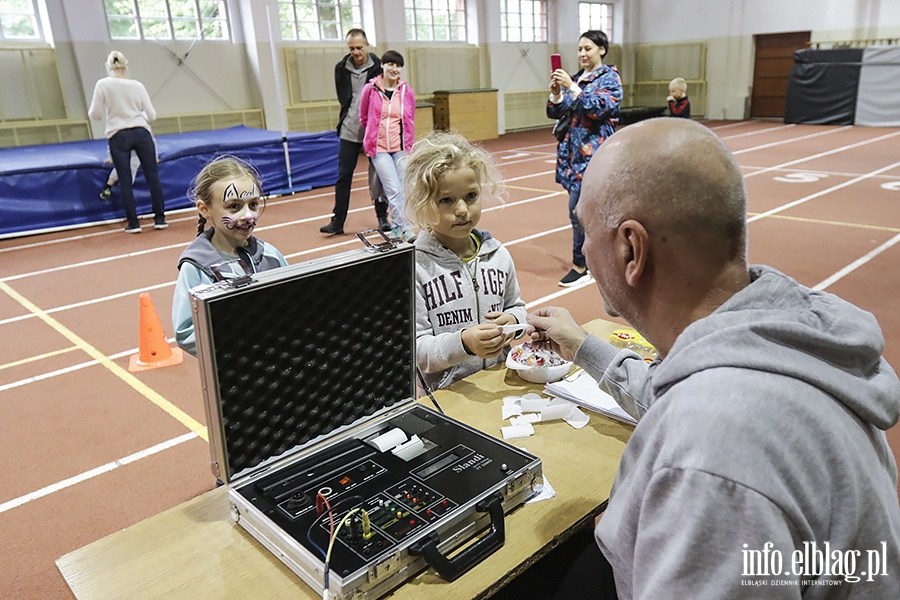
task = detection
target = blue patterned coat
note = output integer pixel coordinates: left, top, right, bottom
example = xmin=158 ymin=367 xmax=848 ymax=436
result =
xmin=547 ymin=64 xmax=622 ymax=193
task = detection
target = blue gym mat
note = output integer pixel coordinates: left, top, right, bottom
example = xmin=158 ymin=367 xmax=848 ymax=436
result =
xmin=0 ymin=125 xmax=338 ymax=238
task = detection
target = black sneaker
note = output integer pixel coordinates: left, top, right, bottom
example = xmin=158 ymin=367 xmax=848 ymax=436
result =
xmin=378 ymin=216 xmax=391 ymax=232
xmin=558 ymin=268 xmax=590 ymax=287
xmin=99 ymin=186 xmax=112 ymax=201
xmin=319 ymin=220 xmax=344 ymax=235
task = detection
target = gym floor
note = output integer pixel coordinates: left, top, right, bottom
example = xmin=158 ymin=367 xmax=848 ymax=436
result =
xmin=1 ymin=121 xmax=899 ymax=599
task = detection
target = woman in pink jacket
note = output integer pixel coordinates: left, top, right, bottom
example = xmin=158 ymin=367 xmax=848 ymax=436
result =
xmin=359 ymin=50 xmax=416 ymax=242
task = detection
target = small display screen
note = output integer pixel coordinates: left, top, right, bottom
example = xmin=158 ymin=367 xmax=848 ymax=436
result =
xmin=413 ymin=451 xmax=461 ymax=479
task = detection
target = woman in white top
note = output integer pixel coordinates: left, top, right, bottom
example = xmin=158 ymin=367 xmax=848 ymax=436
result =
xmin=88 ymin=51 xmax=166 ymax=233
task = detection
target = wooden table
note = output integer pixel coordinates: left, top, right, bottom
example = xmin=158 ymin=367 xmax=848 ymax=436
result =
xmin=57 ymin=320 xmax=631 ymax=599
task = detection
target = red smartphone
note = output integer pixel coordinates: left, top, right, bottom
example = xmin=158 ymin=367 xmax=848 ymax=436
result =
xmin=550 ymin=53 xmax=562 ymax=72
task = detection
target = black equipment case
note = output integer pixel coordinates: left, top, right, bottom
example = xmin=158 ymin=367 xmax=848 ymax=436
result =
xmin=190 ymin=235 xmax=543 ymax=599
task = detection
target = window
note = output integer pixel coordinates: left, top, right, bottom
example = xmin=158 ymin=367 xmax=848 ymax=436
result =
xmin=0 ymin=0 xmax=41 ymax=40
xmin=278 ymin=0 xmax=362 ymax=41
xmin=405 ymin=0 xmax=466 ymax=42
xmin=501 ymin=0 xmax=546 ymax=43
xmin=104 ymin=0 xmax=229 ymax=41
xmin=578 ymin=2 xmax=613 ymax=41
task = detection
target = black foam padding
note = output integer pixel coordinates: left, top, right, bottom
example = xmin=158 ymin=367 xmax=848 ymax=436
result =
xmin=207 ymin=249 xmax=415 ymax=476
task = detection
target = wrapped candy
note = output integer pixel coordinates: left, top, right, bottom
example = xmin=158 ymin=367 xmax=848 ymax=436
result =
xmin=510 ymin=342 xmax=567 ymax=368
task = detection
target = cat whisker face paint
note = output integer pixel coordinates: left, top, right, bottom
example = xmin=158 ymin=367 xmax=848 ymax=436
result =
xmin=201 ymin=176 xmax=266 ymax=250
xmin=221 ymin=215 xmax=257 ymax=231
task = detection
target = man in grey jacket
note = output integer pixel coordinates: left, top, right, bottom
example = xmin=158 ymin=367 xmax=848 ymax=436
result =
xmin=528 ymin=118 xmax=900 ymax=598
xmin=320 ymin=28 xmax=390 ymax=235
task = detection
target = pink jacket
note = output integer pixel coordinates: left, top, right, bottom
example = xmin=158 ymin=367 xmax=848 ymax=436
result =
xmin=359 ymin=75 xmax=415 ymax=157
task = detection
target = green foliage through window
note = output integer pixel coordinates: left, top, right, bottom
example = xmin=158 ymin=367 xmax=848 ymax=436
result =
xmin=0 ymin=0 xmax=41 ymax=40
xmin=103 ymin=0 xmax=230 ymax=41
xmin=404 ymin=0 xmax=466 ymax=43
xmin=277 ymin=0 xmax=362 ymax=41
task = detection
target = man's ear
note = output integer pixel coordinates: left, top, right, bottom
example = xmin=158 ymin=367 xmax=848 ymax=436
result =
xmin=616 ymin=219 xmax=648 ymax=287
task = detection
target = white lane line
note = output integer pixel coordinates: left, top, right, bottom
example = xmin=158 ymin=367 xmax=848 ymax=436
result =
xmin=3 ymin=189 xmax=565 ymax=284
xmin=0 ymin=432 xmax=198 ymax=515
xmin=0 ymin=345 xmax=145 ymax=392
xmin=505 ymin=225 xmax=571 ymax=246
xmin=1 ymin=242 xmax=189 ymax=282
xmin=742 ymin=129 xmax=900 ymax=180
xmin=813 ymin=233 xmax=900 ymax=291
xmin=741 ymin=166 xmax=900 ymax=180
xmin=1 ymin=193 xmax=568 ymax=327
xmin=720 ymin=123 xmax=796 ymax=139
xmin=525 ymin=275 xmax=596 ymax=308
xmin=0 ymin=281 xmax=175 ymax=327
xmin=506 ymin=170 xmax=556 ymax=182
xmin=732 ymin=126 xmax=852 ymax=155
xmin=709 ymin=121 xmax=762 ymax=131
xmin=748 ymin=159 xmax=900 ymax=223
xmin=0 ymin=176 xmax=369 ymax=254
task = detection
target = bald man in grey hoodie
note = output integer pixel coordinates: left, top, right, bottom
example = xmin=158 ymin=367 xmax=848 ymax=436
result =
xmin=528 ymin=118 xmax=900 ymax=599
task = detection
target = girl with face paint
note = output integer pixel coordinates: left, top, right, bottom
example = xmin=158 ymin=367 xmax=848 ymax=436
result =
xmin=171 ymin=156 xmax=289 ymax=356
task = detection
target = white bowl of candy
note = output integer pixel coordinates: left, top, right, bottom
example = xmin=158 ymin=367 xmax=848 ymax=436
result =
xmin=506 ymin=342 xmax=573 ymax=384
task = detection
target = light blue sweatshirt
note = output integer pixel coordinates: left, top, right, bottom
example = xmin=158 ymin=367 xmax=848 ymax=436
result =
xmin=172 ymin=228 xmax=287 ymax=356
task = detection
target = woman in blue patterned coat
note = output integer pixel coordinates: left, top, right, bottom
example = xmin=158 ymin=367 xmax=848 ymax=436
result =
xmin=548 ymin=30 xmax=622 ymax=287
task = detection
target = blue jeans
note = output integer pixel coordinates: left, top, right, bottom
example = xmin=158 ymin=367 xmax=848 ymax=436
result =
xmin=109 ymin=127 xmax=164 ymax=229
xmin=568 ymin=188 xmax=585 ymax=268
xmin=371 ymin=151 xmax=409 ymax=229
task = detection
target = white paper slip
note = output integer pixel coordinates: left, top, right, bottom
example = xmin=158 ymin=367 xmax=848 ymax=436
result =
xmin=498 ymin=323 xmax=529 ymax=334
xmin=502 ymin=395 xmax=523 ymax=406
xmin=539 ymin=403 xmax=572 ymax=421
xmin=520 ymin=396 xmax=550 ymax=412
xmin=511 ymin=413 xmax=541 ymax=426
xmin=501 ymin=423 xmax=535 ymax=439
xmin=563 ymin=406 xmax=590 ymax=429
xmin=502 ymin=404 xmax=523 ymax=420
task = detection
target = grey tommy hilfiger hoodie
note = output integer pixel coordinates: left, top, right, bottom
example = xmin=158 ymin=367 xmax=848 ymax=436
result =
xmin=414 ymin=229 xmax=526 ymax=391
xmin=576 ymin=265 xmax=900 ymax=598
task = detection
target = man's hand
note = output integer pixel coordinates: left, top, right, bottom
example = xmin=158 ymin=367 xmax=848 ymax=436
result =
xmin=526 ymin=306 xmax=588 ymax=362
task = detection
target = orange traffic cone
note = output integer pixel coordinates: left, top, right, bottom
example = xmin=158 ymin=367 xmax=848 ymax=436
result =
xmin=128 ymin=292 xmax=183 ymax=372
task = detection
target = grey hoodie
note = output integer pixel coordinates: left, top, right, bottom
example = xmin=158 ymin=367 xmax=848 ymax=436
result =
xmin=576 ymin=265 xmax=900 ymax=598
xmin=415 ymin=229 xmax=527 ymax=391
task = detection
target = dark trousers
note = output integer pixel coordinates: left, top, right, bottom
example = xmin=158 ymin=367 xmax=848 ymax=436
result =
xmin=491 ymin=525 xmax=618 ymax=600
xmin=553 ymin=537 xmax=619 ymax=600
xmin=331 ymin=138 xmax=388 ymax=226
xmin=109 ymin=127 xmax=165 ymax=229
